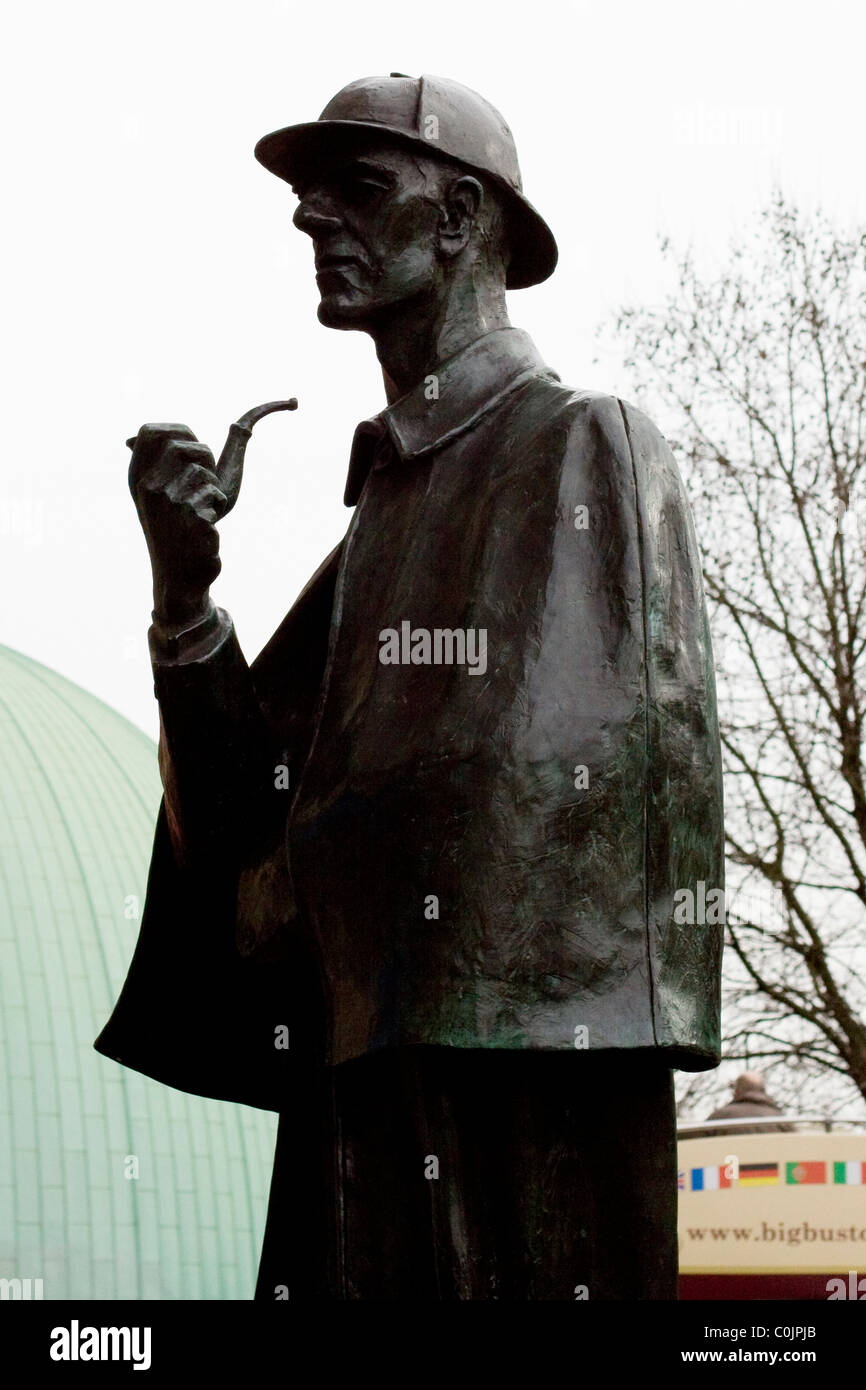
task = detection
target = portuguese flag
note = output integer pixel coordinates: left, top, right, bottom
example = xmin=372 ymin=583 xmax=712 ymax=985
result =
xmin=833 ymin=1161 xmax=866 ymax=1185
xmin=785 ymin=1161 xmax=826 ymax=1185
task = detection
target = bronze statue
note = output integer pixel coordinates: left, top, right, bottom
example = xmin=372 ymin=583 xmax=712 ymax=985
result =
xmin=96 ymin=74 xmax=724 ymax=1300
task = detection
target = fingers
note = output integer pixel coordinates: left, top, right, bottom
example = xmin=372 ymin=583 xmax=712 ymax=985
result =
xmin=128 ymin=423 xmax=199 ymax=495
xmin=131 ymin=435 xmax=224 ymax=511
xmin=165 ymin=469 xmax=228 ymax=524
xmin=143 ymin=462 xmax=227 ymax=525
xmin=126 ymin=424 xmax=229 ymax=619
xmin=185 ymin=489 xmax=227 ymax=526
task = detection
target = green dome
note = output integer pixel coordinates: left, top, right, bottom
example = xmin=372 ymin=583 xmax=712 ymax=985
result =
xmin=0 ymin=645 xmax=277 ymax=1298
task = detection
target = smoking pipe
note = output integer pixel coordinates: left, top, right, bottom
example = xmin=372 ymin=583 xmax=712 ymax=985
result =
xmin=126 ymin=398 xmax=298 ymax=515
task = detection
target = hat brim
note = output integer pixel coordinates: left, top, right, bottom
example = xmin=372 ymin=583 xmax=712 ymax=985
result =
xmin=254 ymin=120 xmax=558 ymax=291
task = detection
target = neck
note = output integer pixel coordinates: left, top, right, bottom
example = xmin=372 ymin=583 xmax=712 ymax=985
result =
xmin=373 ymin=273 xmax=511 ymax=404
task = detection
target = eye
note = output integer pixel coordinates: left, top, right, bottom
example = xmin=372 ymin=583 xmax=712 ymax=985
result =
xmin=337 ymin=166 xmax=392 ymax=201
xmin=346 ymin=175 xmax=387 ymax=198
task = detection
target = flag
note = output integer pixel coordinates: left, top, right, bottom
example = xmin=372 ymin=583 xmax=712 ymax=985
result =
xmin=739 ymin=1162 xmax=779 ymax=1187
xmin=785 ymin=1161 xmax=826 ymax=1185
xmin=833 ymin=1161 xmax=866 ymax=1185
xmin=691 ymin=1165 xmax=732 ymax=1191
xmin=677 ymin=1170 xmax=686 ymax=1191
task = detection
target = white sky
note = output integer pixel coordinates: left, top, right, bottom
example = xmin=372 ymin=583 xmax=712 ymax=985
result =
xmin=3 ymin=0 xmax=865 ymax=737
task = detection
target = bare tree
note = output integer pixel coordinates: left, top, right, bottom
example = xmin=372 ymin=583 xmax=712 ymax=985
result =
xmin=609 ymin=193 xmax=866 ymax=1116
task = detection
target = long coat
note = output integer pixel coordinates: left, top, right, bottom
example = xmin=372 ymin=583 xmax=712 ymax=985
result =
xmin=96 ymin=328 xmax=724 ymax=1111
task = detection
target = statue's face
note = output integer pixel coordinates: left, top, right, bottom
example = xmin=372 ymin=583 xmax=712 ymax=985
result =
xmin=292 ymin=137 xmax=453 ymax=330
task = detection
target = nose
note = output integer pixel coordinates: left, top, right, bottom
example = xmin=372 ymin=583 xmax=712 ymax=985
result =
xmin=293 ymin=187 xmax=342 ymax=237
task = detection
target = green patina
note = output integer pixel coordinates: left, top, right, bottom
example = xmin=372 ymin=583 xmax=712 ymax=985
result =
xmin=0 ymin=646 xmax=277 ymax=1299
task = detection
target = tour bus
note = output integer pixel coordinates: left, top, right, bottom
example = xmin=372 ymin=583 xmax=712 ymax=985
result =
xmin=678 ymin=1117 xmax=866 ymax=1299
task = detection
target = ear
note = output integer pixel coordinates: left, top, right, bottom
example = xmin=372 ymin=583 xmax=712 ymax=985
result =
xmin=438 ymin=176 xmax=483 ymax=260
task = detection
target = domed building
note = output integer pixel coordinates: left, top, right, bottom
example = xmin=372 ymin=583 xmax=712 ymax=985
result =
xmin=0 ymin=645 xmax=277 ymax=1298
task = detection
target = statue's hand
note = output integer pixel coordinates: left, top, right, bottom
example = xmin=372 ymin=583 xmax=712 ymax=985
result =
xmin=128 ymin=423 xmax=227 ymax=629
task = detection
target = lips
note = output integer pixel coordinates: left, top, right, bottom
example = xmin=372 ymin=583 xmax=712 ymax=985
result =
xmin=315 ymin=253 xmax=362 ymax=274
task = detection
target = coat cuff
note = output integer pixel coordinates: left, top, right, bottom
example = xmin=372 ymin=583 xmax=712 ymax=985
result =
xmin=148 ymin=602 xmax=232 ymax=669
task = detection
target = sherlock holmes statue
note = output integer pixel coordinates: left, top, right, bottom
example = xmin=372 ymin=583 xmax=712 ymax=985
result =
xmin=96 ymin=75 xmax=724 ymax=1300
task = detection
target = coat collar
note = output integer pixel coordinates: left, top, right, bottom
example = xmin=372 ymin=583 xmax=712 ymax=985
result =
xmin=344 ymin=327 xmax=556 ymax=505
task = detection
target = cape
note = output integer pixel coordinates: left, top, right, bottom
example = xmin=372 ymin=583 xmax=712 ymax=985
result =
xmin=96 ymin=331 xmax=724 ymax=1110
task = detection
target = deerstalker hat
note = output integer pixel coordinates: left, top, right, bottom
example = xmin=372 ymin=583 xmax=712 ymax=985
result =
xmin=254 ymin=73 xmax=558 ymax=290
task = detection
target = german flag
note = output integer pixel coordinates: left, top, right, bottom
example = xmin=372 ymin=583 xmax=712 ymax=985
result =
xmin=785 ymin=1161 xmax=826 ymax=1185
xmin=738 ymin=1162 xmax=779 ymax=1187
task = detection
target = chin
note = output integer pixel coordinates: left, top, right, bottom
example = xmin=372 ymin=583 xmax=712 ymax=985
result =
xmin=317 ymin=295 xmax=372 ymax=331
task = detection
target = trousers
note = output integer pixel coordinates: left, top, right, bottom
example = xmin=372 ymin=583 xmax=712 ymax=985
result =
xmin=254 ymin=1047 xmax=678 ymax=1300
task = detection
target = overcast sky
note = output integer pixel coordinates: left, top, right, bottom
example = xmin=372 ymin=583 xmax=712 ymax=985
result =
xmin=4 ymin=0 xmax=865 ymax=737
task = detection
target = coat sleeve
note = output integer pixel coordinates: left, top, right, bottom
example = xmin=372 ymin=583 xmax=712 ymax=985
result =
xmin=93 ymin=801 xmax=304 ymax=1109
xmin=93 ymin=545 xmax=343 ymax=1109
xmin=618 ymin=397 xmax=725 ymax=1065
xmin=151 ymin=612 xmax=279 ymax=869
